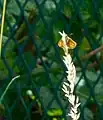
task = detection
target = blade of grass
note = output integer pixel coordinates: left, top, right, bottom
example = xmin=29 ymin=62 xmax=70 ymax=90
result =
xmin=0 ymin=75 xmax=20 ymax=103
xmin=0 ymin=0 xmax=7 ymax=57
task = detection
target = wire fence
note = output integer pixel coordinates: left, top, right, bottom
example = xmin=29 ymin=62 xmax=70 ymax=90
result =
xmin=0 ymin=0 xmax=103 ymax=120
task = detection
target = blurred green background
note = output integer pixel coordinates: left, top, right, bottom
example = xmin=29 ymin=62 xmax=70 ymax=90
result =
xmin=0 ymin=0 xmax=103 ymax=119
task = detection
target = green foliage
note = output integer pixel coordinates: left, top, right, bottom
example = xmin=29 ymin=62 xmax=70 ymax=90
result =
xmin=0 ymin=0 xmax=103 ymax=119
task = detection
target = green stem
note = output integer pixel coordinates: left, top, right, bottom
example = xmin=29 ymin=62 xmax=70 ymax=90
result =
xmin=0 ymin=75 xmax=20 ymax=104
xmin=0 ymin=0 xmax=7 ymax=57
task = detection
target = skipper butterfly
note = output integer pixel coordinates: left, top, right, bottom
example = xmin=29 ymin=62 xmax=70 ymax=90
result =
xmin=58 ymin=35 xmax=77 ymax=49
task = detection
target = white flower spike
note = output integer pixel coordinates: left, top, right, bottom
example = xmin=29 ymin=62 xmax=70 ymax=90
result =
xmin=58 ymin=31 xmax=80 ymax=120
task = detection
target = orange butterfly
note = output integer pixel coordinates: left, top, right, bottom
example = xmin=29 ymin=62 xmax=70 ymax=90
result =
xmin=58 ymin=35 xmax=77 ymax=49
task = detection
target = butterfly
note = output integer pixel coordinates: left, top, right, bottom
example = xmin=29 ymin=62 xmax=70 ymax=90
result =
xmin=58 ymin=35 xmax=77 ymax=49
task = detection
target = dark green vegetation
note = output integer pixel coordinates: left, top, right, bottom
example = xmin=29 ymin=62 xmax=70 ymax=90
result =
xmin=0 ymin=0 xmax=103 ymax=119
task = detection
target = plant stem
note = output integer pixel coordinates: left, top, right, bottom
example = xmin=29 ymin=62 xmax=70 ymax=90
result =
xmin=0 ymin=0 xmax=7 ymax=57
xmin=0 ymin=75 xmax=20 ymax=104
xmin=81 ymin=45 xmax=103 ymax=61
